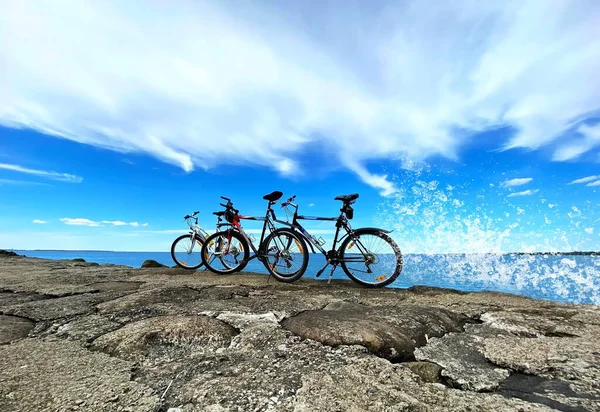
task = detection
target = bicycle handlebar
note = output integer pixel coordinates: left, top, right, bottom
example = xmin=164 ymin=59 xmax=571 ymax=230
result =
xmin=220 ymin=196 xmax=231 ymax=201
xmin=184 ymin=211 xmax=200 ymax=220
xmin=220 ymin=203 xmax=239 ymax=214
xmin=281 ymin=195 xmax=297 ymax=208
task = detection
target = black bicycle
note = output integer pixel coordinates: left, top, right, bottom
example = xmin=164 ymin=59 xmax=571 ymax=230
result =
xmin=200 ymin=192 xmax=309 ymax=281
xmin=276 ymin=194 xmax=403 ymax=287
xmin=170 ymin=210 xmax=232 ymax=270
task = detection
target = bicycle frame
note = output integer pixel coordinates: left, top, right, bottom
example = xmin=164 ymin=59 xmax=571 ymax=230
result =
xmin=220 ymin=202 xmax=283 ymax=262
xmin=278 ymin=200 xmax=381 ymax=268
xmin=184 ymin=212 xmax=232 ymax=254
xmin=275 ymin=204 xmax=348 ymax=256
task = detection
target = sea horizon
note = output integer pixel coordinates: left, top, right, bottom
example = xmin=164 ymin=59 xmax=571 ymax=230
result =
xmin=6 ymin=248 xmax=599 ymax=255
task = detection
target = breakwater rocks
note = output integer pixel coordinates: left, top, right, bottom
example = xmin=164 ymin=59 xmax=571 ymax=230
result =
xmin=0 ymin=254 xmax=599 ymax=411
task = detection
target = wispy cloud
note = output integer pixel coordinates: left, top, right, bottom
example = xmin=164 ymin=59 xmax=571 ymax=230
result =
xmin=501 ymin=178 xmax=533 ymax=188
xmin=347 ymin=161 xmax=398 ymax=196
xmin=0 ymin=178 xmax=49 ymax=186
xmin=586 ymin=180 xmax=600 ymax=187
xmin=129 ymin=222 xmax=148 ymax=227
xmin=507 ymin=189 xmax=539 ymax=198
xmin=308 ymin=203 xmax=315 ymax=207
xmin=60 ymin=218 xmax=101 ymax=227
xmin=1 ymin=1 xmax=599 ymax=194
xmin=0 ymin=163 xmax=82 ymax=183
xmin=133 ymin=229 xmax=188 ymax=235
xmin=32 ymin=219 xmax=47 ymax=224
xmin=101 ymin=220 xmax=147 ymax=227
xmin=61 ymin=218 xmax=147 ymax=227
xmin=569 ymin=175 xmax=599 ymax=184
xmin=553 ymin=124 xmax=600 ymax=161
xmin=101 ymin=220 xmax=128 ymax=226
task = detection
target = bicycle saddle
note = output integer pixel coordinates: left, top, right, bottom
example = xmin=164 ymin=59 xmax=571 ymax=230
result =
xmin=212 ymin=211 xmax=225 ymax=216
xmin=263 ymin=191 xmax=283 ymax=201
xmin=334 ymin=193 xmax=359 ymax=202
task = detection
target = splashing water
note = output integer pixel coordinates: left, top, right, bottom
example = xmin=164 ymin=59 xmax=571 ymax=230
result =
xmin=376 ymin=170 xmax=600 ymax=304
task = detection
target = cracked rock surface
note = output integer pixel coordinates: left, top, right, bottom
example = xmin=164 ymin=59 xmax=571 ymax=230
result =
xmin=1 ymin=255 xmax=600 ymax=411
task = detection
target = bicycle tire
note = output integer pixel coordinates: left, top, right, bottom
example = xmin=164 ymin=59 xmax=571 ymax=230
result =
xmin=260 ymin=228 xmax=309 ymax=283
xmin=201 ymin=230 xmax=249 ymax=274
xmin=339 ymin=228 xmax=403 ymax=288
xmin=171 ymin=234 xmax=204 ymax=270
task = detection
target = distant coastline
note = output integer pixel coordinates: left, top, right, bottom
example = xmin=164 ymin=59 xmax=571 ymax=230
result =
xmin=509 ymin=251 xmax=599 ymax=256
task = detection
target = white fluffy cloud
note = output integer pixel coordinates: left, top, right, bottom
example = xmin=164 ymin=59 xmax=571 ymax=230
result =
xmin=501 ymin=178 xmax=533 ymax=187
xmin=32 ymin=219 xmax=47 ymax=224
xmin=1 ymin=1 xmax=599 ymax=194
xmin=587 ymin=180 xmax=600 ymax=187
xmin=0 ymin=163 xmax=82 ymax=183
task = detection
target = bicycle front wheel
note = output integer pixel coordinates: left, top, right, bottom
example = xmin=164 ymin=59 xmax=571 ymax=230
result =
xmin=171 ymin=234 xmax=204 ymax=270
xmin=339 ymin=228 xmax=403 ymax=288
xmin=261 ymin=228 xmax=309 ymax=283
xmin=201 ymin=230 xmax=249 ymax=274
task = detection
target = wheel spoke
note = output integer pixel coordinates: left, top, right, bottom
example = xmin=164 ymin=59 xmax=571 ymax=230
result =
xmin=263 ymin=232 xmax=306 ymax=278
xmin=202 ymin=231 xmax=247 ymax=273
xmin=172 ymin=235 xmax=202 ymax=269
xmin=341 ymin=232 xmax=402 ymax=286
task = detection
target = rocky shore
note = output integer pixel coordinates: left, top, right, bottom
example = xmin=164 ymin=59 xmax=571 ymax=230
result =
xmin=1 ymin=253 xmax=599 ymax=411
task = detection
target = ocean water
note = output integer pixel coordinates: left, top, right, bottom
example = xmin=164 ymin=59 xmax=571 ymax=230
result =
xmin=13 ymin=250 xmax=600 ymax=305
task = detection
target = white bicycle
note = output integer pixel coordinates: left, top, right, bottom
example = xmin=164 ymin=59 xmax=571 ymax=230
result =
xmin=170 ymin=211 xmax=231 ymax=270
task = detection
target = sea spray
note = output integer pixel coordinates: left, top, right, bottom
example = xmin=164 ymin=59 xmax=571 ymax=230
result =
xmin=376 ymin=169 xmax=600 ymax=304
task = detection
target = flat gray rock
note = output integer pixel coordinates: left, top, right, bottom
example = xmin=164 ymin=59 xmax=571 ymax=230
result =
xmin=91 ymin=315 xmax=238 ymax=361
xmin=281 ymin=302 xmax=468 ymax=361
xmin=415 ymin=327 xmax=511 ymax=391
xmin=0 ymin=339 xmax=159 ymax=411
xmin=51 ymin=315 xmax=123 ymax=343
xmin=0 ymin=315 xmax=34 ymax=344
xmin=2 ymin=291 xmax=128 ymax=321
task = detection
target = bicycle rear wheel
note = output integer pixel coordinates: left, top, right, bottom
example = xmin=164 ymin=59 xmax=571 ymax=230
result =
xmin=261 ymin=228 xmax=308 ymax=283
xmin=171 ymin=234 xmax=204 ymax=270
xmin=201 ymin=230 xmax=249 ymax=274
xmin=339 ymin=228 xmax=403 ymax=287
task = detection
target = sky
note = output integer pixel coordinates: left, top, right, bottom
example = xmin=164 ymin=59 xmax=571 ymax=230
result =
xmin=0 ymin=0 xmax=599 ymax=253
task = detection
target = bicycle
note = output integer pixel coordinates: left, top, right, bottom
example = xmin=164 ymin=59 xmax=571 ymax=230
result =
xmin=170 ymin=210 xmax=231 ymax=270
xmin=276 ymin=193 xmax=403 ymax=287
xmin=200 ymin=192 xmax=309 ymax=281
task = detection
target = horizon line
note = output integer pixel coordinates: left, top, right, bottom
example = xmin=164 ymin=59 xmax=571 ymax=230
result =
xmin=5 ymin=248 xmax=599 ymax=255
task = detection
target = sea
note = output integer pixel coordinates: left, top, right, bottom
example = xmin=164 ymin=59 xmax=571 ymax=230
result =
xmin=13 ymin=250 xmax=600 ymax=305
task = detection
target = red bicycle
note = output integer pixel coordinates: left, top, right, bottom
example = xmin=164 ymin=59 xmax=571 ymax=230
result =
xmin=200 ymin=192 xmax=309 ymax=282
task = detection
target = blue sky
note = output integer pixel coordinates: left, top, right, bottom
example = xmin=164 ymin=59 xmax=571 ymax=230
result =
xmin=0 ymin=0 xmax=599 ymax=252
